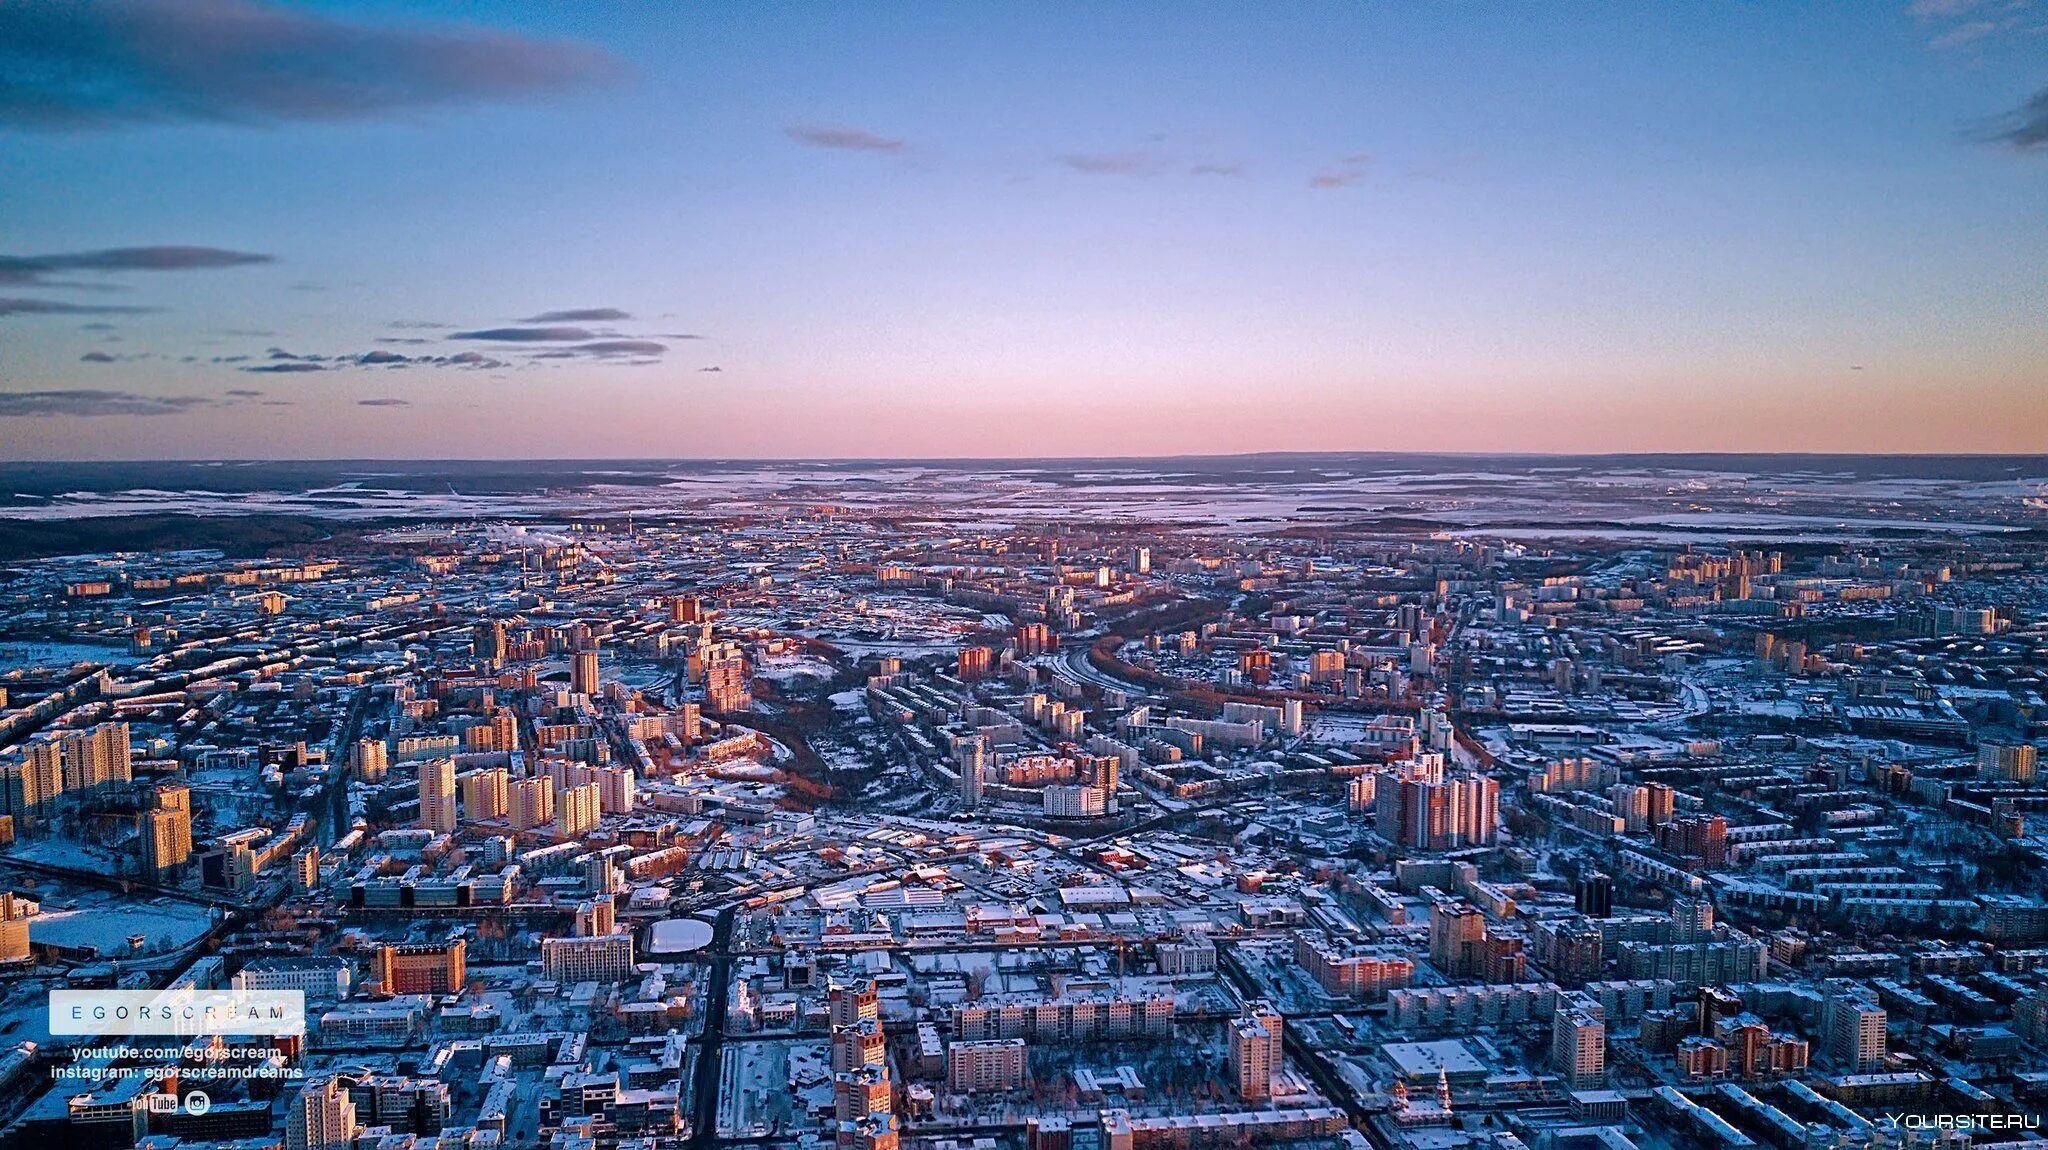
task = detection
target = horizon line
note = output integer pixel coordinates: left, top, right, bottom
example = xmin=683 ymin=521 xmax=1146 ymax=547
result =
xmin=7 ymin=449 xmax=2048 ymax=468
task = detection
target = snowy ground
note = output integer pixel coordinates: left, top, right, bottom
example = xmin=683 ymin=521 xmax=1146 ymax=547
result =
xmin=754 ymin=655 xmax=837 ymax=685
xmin=28 ymin=896 xmax=213 ymax=957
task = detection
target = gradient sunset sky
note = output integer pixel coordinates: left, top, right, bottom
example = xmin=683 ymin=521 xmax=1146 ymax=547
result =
xmin=2 ymin=0 xmax=2044 ymax=460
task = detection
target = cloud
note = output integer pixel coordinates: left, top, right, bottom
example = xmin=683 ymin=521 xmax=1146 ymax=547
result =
xmin=0 ymin=297 xmax=158 ymax=317
xmin=225 ymin=345 xmax=508 ymax=371
xmin=525 ymin=340 xmax=666 ymax=362
xmin=1059 ymin=152 xmax=1171 ymax=176
xmin=571 ymin=340 xmax=665 ymax=356
xmin=223 ymin=388 xmax=264 ymax=397
xmin=1982 ymin=87 xmax=2048 ymax=151
xmin=700 ymin=365 xmax=723 ymax=372
xmin=451 ymin=325 xmax=601 ymax=341
xmin=0 ymin=245 xmax=272 ymax=286
xmin=785 ymin=124 xmax=906 ymax=153
xmin=0 ymin=388 xmax=211 ymax=416
xmin=357 ymin=398 xmax=411 ymax=407
xmin=389 ymin=319 xmax=452 ymax=329
xmin=520 ymin=307 xmax=631 ymax=322
xmin=1190 ymin=161 xmax=1245 ymax=177
xmin=79 ymin=351 xmax=116 ymax=363
xmin=1310 ymin=154 xmax=1373 ymax=189
xmin=1911 ymin=0 xmax=2041 ymax=48
xmin=0 ymin=0 xmax=624 ymax=130
xmin=1933 ymin=19 xmax=2003 ymax=45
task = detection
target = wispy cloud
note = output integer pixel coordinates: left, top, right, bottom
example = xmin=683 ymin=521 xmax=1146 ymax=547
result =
xmin=0 ymin=245 xmax=272 ymax=286
xmin=228 ymin=346 xmax=508 ymax=371
xmin=357 ymin=398 xmax=411 ymax=407
xmin=568 ymin=339 xmax=665 ymax=356
xmin=520 ymin=307 xmax=631 ymax=323
xmin=0 ymin=0 xmax=624 ymax=130
xmin=1910 ymin=0 xmax=2043 ymax=47
xmin=1932 ymin=19 xmax=2003 ymax=45
xmin=1309 ymin=153 xmax=1373 ymax=189
xmin=446 ymin=326 xmax=670 ymax=359
xmin=200 ymin=312 xmax=664 ymax=380
xmin=1060 ymin=149 xmax=1245 ymax=179
xmin=785 ymin=123 xmax=906 ymax=153
xmin=1059 ymin=151 xmax=1172 ymax=176
xmin=1981 ymin=86 xmax=2048 ymax=151
xmin=452 ymin=325 xmax=604 ymax=342
xmin=0 ymin=388 xmax=212 ymax=417
xmin=0 ymin=298 xmax=158 ymax=317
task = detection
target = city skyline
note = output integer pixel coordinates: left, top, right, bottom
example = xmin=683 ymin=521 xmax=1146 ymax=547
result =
xmin=3 ymin=1 xmax=2046 ymax=459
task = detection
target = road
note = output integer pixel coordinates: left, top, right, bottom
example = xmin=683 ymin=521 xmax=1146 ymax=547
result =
xmin=1216 ymin=942 xmax=1390 ymax=1147
xmin=1053 ymin=642 xmax=1151 ymax=696
xmin=683 ymin=907 xmax=737 ymax=1149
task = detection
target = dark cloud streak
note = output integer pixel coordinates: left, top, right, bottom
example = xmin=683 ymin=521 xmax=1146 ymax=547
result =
xmin=0 ymin=245 xmax=271 ymax=285
xmin=0 ymin=389 xmax=211 ymax=417
xmin=572 ymin=340 xmax=665 ymax=356
xmin=785 ymin=124 xmax=906 ymax=153
xmin=520 ymin=307 xmax=631 ymax=323
xmin=0 ymin=0 xmax=623 ymax=130
xmin=0 ymin=298 xmax=158 ymax=317
xmin=1983 ymin=87 xmax=2048 ymax=151
xmin=451 ymin=326 xmax=601 ymax=342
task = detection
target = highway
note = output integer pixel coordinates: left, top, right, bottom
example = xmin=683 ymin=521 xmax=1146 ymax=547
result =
xmin=682 ymin=907 xmax=737 ymax=1149
xmin=1051 ymin=641 xmax=1152 ymax=696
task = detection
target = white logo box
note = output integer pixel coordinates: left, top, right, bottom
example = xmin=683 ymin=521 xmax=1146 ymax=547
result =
xmin=50 ymin=990 xmax=306 ymax=1037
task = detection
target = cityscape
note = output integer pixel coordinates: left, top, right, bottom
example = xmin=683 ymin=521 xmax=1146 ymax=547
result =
xmin=0 ymin=456 xmax=2044 ymax=1150
xmin=4 ymin=3 xmax=2048 ymax=1150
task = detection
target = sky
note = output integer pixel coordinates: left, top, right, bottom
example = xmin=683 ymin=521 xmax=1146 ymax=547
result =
xmin=0 ymin=0 xmax=2044 ymax=461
